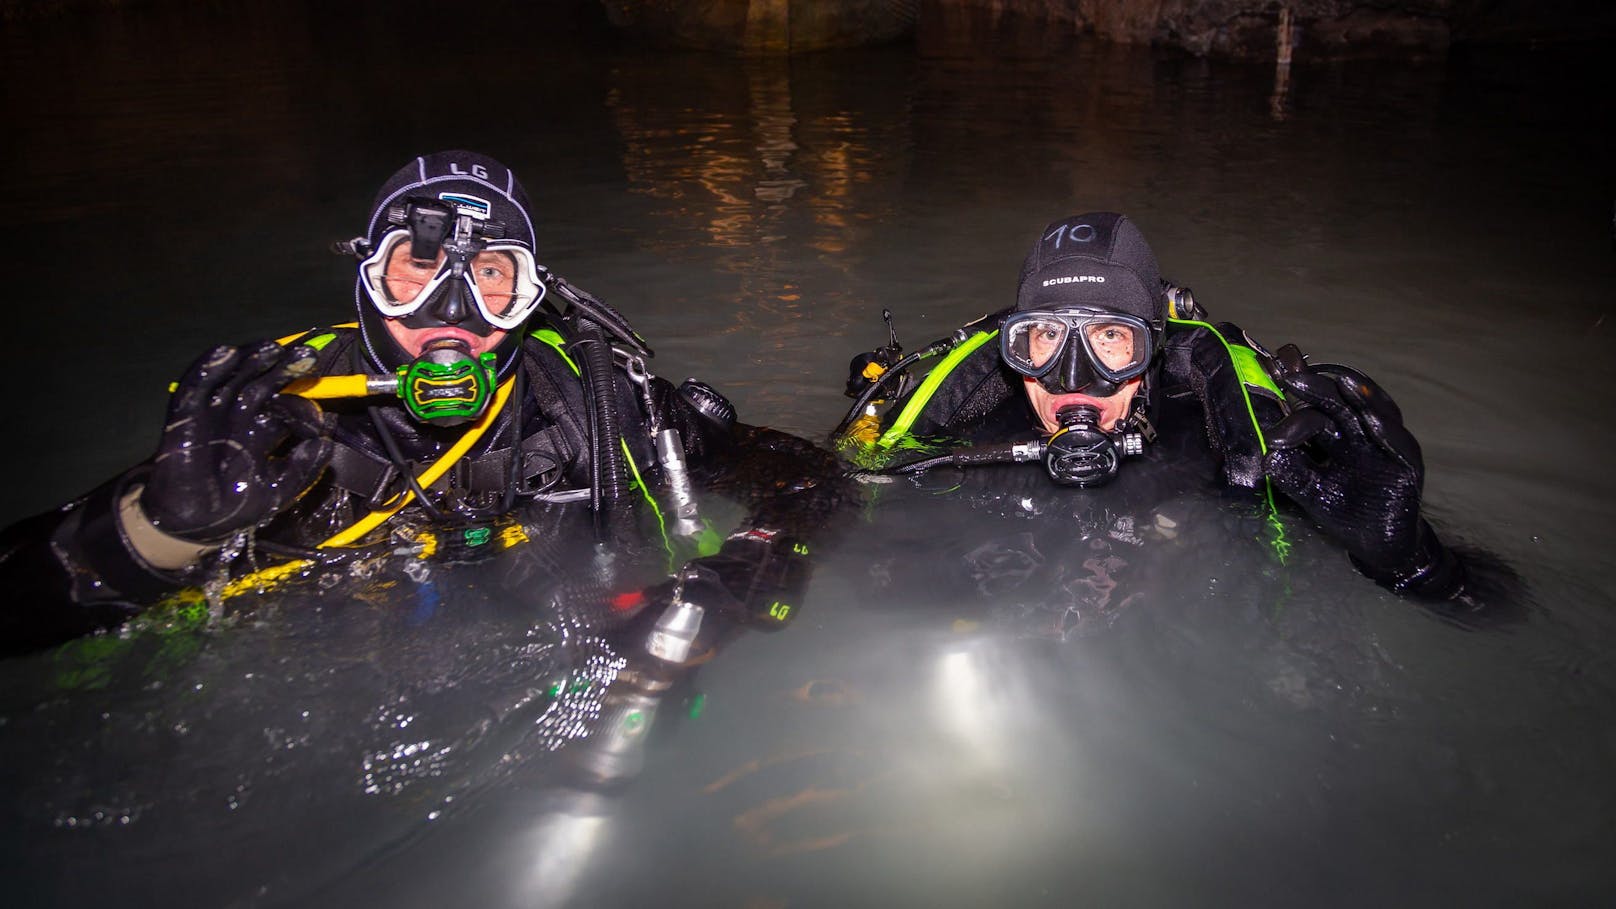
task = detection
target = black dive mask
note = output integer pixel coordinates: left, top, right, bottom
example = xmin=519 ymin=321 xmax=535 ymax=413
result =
xmin=1039 ymin=340 xmax=1122 ymax=396
xmin=1042 ymin=404 xmax=1145 ymax=487
xmin=1001 ymin=307 xmax=1153 ymax=397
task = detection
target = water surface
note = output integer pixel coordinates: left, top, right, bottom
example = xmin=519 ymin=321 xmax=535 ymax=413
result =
xmin=3 ymin=5 xmax=1614 ymax=906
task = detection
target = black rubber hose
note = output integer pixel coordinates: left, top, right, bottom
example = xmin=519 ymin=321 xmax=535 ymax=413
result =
xmin=368 ymin=406 xmax=450 ymax=522
xmin=886 ymin=442 xmax=1024 ymax=475
xmin=830 ymin=335 xmax=960 ymax=440
xmin=572 ymin=319 xmax=628 ymax=525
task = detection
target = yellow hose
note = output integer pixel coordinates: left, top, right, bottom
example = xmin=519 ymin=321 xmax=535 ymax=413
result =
xmin=210 ymin=373 xmax=518 ymax=599
xmin=321 ymin=374 xmax=517 ymax=547
xmin=282 ymin=374 xmax=377 ymax=399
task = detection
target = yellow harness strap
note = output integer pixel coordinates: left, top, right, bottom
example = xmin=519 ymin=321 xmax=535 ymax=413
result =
xmin=212 ymin=372 xmax=516 ymax=599
xmin=321 ymin=374 xmax=518 ymax=547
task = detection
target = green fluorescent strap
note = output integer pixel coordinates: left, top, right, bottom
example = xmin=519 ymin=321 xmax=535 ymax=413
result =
xmin=621 ymin=436 xmax=674 ymax=567
xmin=1166 ymin=319 xmax=1275 ymax=455
xmin=1228 ymin=344 xmax=1282 ymax=398
xmin=877 ymin=330 xmax=998 ymax=449
xmin=530 ymin=328 xmax=581 ymax=375
xmin=1167 ymin=317 xmax=1290 ymax=565
xmin=302 ymin=332 xmax=338 ymax=352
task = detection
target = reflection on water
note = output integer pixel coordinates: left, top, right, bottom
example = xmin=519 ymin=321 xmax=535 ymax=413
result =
xmin=4 ymin=3 xmax=1616 ymax=907
xmin=598 ymin=47 xmax=920 ymax=437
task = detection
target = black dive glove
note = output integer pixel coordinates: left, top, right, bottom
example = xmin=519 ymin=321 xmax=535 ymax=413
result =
xmin=657 ymin=529 xmax=812 ymax=632
xmin=141 ymin=341 xmax=335 ymax=544
xmin=1262 ymin=344 xmax=1463 ymax=598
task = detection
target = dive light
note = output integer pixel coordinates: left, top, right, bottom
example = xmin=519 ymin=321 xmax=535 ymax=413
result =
xmin=284 ymin=347 xmax=499 ymax=426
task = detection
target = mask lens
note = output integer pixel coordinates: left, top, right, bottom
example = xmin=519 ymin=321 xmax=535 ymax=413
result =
xmin=360 ymin=230 xmax=446 ymax=317
xmin=1003 ymin=316 xmax=1071 ymax=377
xmin=474 ymin=241 xmax=545 ymax=329
xmin=470 ymin=250 xmax=520 ymax=317
xmin=360 ymin=232 xmax=545 ymax=329
xmin=1082 ymin=320 xmax=1148 ymax=376
xmin=384 ymin=246 xmax=441 ymax=305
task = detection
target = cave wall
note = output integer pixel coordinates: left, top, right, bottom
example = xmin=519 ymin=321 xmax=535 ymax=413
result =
xmin=6 ymin=0 xmax=1610 ymax=57
xmin=599 ymin=0 xmax=921 ymax=52
xmin=924 ymin=0 xmax=1457 ymax=58
xmin=598 ymin=0 xmax=1612 ymax=57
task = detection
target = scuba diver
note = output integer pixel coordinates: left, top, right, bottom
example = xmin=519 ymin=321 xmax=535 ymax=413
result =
xmin=0 ymin=150 xmax=844 ymax=662
xmin=835 ymin=212 xmax=1465 ymax=633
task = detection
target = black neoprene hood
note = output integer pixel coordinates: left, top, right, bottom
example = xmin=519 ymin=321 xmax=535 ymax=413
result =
xmin=1015 ymin=212 xmax=1164 ymax=327
xmin=353 ymin=150 xmax=540 ymax=373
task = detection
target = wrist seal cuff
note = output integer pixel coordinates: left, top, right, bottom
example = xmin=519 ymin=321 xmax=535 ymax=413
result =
xmin=1351 ymin=521 xmax=1465 ymax=600
xmin=119 ymin=485 xmax=216 ymax=570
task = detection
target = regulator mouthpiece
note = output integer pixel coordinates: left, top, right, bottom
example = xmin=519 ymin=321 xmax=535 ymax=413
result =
xmin=398 ymin=344 xmax=497 ymax=426
xmin=1043 ymin=404 xmax=1144 ymax=488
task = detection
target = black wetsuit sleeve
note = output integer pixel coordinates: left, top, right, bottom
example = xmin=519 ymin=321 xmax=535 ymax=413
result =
xmin=0 ymin=467 xmax=189 ymax=656
xmin=701 ymin=422 xmax=851 ymax=538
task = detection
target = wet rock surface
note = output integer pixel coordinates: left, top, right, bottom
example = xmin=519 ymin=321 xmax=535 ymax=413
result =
xmin=599 ymin=0 xmax=1613 ymax=57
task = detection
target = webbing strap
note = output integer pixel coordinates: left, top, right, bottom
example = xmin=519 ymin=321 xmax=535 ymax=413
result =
xmin=1166 ymin=317 xmax=1291 ymax=564
xmin=876 ymin=330 xmax=998 ymax=448
xmin=320 ymin=374 xmax=518 ymax=547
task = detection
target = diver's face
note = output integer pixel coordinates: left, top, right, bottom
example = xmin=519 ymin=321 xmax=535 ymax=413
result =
xmin=379 ymin=242 xmax=515 ymax=358
xmin=1015 ymin=312 xmax=1144 ymax=432
xmin=1024 ymin=376 xmax=1140 ymax=433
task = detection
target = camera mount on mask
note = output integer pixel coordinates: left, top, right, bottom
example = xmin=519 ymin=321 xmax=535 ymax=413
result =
xmin=330 ymin=196 xmax=508 ymax=262
xmin=389 ymin=197 xmax=507 ymax=259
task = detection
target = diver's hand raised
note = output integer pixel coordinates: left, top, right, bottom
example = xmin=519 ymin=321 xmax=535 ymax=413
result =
xmin=141 ymin=341 xmax=335 ymax=543
xmin=1262 ymin=343 xmax=1432 ymax=581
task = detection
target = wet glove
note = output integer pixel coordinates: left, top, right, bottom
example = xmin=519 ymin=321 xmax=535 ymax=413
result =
xmin=140 ymin=341 xmax=335 ymax=544
xmin=1263 ymin=344 xmax=1463 ymax=598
